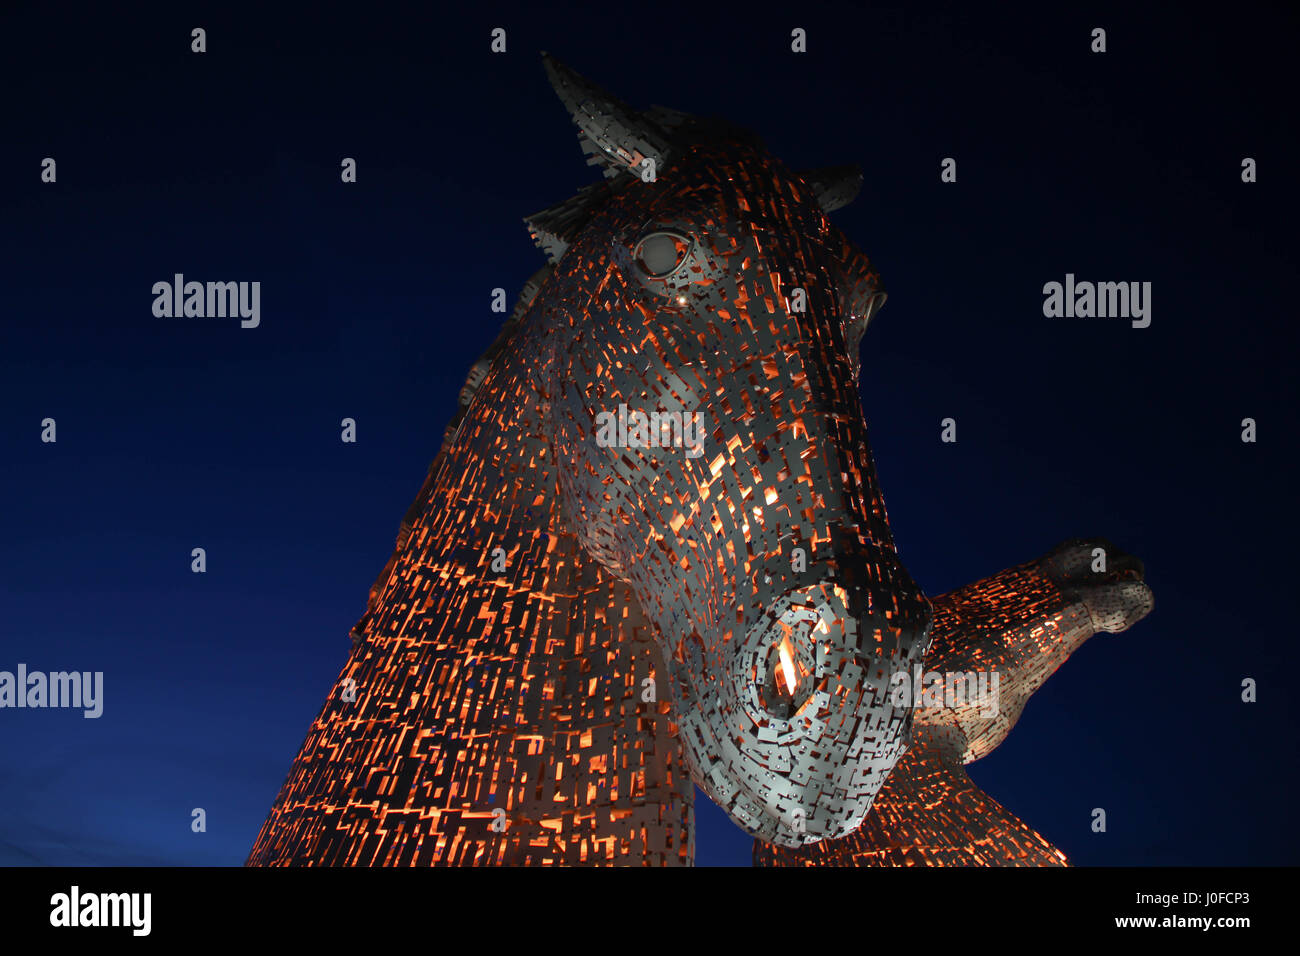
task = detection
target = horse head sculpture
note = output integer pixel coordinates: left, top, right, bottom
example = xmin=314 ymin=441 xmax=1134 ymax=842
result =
xmin=246 ymin=55 xmax=1152 ymax=867
xmin=532 ymin=55 xmax=933 ymax=846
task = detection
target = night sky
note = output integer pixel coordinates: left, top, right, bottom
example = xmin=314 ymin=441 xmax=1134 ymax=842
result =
xmin=1 ymin=1 xmax=1295 ymax=866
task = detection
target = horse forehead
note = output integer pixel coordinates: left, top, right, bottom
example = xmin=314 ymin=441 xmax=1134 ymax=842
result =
xmin=645 ymin=146 xmax=823 ymax=231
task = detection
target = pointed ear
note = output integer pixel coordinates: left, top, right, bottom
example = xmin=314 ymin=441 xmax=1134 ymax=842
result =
xmin=542 ymin=52 xmax=675 ymax=180
xmin=524 ymin=222 xmax=569 ymax=263
xmin=862 ymin=291 xmax=886 ymax=330
xmin=799 ymin=165 xmax=863 ymax=212
xmin=523 ymin=180 xmax=619 ymax=264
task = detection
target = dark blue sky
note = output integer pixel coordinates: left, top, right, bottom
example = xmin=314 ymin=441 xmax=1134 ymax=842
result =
xmin=1 ymin=1 xmax=1295 ymax=866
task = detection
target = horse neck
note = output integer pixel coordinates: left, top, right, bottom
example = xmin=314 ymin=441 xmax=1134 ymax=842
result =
xmin=296 ymin=321 xmax=695 ymax=865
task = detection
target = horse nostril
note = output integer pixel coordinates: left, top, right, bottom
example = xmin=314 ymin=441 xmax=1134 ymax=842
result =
xmin=776 ymin=638 xmax=798 ymax=694
xmin=758 ymin=634 xmax=815 ymax=720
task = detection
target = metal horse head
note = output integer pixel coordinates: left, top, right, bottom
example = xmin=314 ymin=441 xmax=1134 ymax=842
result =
xmin=527 ymin=55 xmax=932 ymax=846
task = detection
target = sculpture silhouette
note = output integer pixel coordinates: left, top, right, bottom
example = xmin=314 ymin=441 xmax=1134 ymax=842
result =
xmin=246 ymin=55 xmax=1153 ymax=867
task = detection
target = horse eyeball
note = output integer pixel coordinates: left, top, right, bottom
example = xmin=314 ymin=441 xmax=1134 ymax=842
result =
xmin=634 ymin=231 xmax=691 ymax=277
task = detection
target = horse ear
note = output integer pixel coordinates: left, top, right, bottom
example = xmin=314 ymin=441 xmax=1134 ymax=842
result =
xmin=526 ymin=222 xmax=569 ymax=263
xmin=861 ymin=291 xmax=887 ymax=330
xmin=800 ymin=165 xmax=863 ymax=212
xmin=523 ymin=180 xmax=621 ymax=263
xmin=542 ymin=52 xmax=675 ymax=181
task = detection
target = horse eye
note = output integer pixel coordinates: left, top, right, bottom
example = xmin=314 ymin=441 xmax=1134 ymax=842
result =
xmin=633 ymin=231 xmax=691 ymax=277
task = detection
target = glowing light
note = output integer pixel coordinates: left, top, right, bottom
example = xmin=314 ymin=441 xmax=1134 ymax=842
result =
xmin=777 ymin=637 xmax=797 ymax=694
